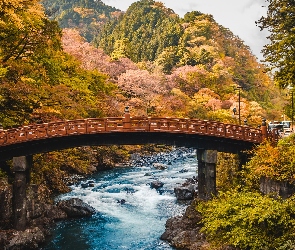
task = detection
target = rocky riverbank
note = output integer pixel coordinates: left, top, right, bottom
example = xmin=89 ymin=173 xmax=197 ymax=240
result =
xmin=0 ymin=147 xmax=200 ymax=249
xmin=160 ymin=199 xmax=208 ymax=249
xmin=160 ymin=198 xmax=239 ymax=250
xmin=0 ymin=180 xmax=96 ymax=249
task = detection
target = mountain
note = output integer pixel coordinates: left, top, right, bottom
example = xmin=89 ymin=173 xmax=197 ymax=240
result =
xmin=42 ymin=0 xmax=284 ymax=122
xmin=95 ymin=1 xmax=280 ymax=109
xmin=41 ymin=0 xmax=121 ymax=42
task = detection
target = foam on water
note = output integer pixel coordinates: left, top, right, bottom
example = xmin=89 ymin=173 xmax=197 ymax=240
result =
xmin=44 ymin=148 xmax=197 ymax=250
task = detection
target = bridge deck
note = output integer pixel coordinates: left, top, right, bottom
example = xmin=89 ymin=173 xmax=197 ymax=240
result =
xmin=0 ymin=117 xmax=262 ymax=146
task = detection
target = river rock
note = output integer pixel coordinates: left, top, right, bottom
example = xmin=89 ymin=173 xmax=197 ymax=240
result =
xmin=174 ymin=177 xmax=198 ymax=200
xmin=150 ymin=180 xmax=164 ymax=189
xmin=57 ymin=198 xmax=96 ymax=218
xmin=152 ymin=163 xmax=168 ymax=170
xmin=6 ymin=227 xmax=45 ymax=249
xmin=174 ymin=184 xmax=196 ymax=200
xmin=161 ymin=199 xmax=206 ymax=249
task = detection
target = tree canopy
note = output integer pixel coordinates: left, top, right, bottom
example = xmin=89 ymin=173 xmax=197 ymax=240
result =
xmin=0 ymin=0 xmax=113 ymax=127
xmin=257 ymin=0 xmax=295 ymax=88
xmin=41 ymin=0 xmax=120 ymax=42
xmin=95 ymin=0 xmax=182 ymax=63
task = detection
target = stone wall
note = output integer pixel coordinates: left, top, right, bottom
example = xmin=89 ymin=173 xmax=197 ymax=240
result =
xmin=0 ymin=181 xmax=13 ymax=229
xmin=260 ymin=176 xmax=295 ymax=199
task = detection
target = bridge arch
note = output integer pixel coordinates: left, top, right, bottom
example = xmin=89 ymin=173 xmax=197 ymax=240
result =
xmin=0 ymin=116 xmax=265 ymax=161
xmin=0 ymin=115 xmax=272 ymax=230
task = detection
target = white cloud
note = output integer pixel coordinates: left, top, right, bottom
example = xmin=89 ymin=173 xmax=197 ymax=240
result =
xmin=102 ymin=0 xmax=269 ymax=61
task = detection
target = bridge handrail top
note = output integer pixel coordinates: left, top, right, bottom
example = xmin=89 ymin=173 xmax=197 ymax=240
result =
xmin=0 ymin=117 xmax=264 ymax=131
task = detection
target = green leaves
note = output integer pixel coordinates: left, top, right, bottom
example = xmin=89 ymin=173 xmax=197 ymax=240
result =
xmin=257 ymin=0 xmax=295 ymax=88
xmin=198 ymin=191 xmax=295 ymax=249
xmin=243 ymin=136 xmax=295 ymax=187
xmin=96 ymin=0 xmax=182 ymax=63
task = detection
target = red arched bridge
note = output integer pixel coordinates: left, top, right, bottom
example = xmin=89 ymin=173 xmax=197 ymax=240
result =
xmin=3 ymin=114 xmax=275 ymax=230
xmin=0 ymin=114 xmax=273 ymax=160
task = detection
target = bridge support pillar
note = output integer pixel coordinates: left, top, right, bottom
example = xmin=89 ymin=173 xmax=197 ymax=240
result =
xmin=12 ymin=155 xmax=32 ymax=231
xmin=197 ymin=149 xmax=217 ymax=200
xmin=261 ymin=118 xmax=267 ymax=141
xmin=123 ymin=106 xmax=131 ymax=130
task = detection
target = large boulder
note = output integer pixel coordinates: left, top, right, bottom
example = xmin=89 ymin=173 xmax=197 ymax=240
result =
xmin=174 ymin=184 xmax=195 ymax=200
xmin=160 ymin=199 xmax=206 ymax=249
xmin=174 ymin=177 xmax=198 ymax=200
xmin=57 ymin=198 xmax=96 ymax=218
xmin=260 ymin=176 xmax=295 ymax=199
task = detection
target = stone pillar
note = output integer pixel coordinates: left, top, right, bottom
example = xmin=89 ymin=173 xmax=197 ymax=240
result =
xmin=197 ymin=149 xmax=217 ymax=200
xmin=12 ymin=155 xmax=32 ymax=231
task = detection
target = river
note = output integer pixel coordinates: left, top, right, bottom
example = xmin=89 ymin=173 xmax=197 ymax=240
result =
xmin=43 ymin=147 xmax=197 ymax=250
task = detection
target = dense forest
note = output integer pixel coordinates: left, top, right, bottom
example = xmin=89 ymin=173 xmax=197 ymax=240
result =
xmin=41 ymin=0 xmax=120 ymax=41
xmin=45 ymin=0 xmax=286 ymax=123
xmin=1 ymin=0 xmax=295 ymax=249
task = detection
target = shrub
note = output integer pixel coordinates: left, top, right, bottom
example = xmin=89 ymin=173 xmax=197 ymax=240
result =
xmin=197 ymin=191 xmax=295 ymax=249
xmin=243 ymin=134 xmax=295 ymax=190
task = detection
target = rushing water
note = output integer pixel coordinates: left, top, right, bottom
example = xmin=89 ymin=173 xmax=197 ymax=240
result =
xmin=43 ymin=148 xmax=197 ymax=250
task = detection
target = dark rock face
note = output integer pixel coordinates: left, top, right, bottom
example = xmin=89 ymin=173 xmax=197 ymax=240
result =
xmin=260 ymin=176 xmax=295 ymax=199
xmin=57 ymin=198 xmax=96 ymax=218
xmin=160 ymin=199 xmax=208 ymax=250
xmin=174 ymin=184 xmax=195 ymax=200
xmin=0 ymin=182 xmax=13 ymax=229
xmin=174 ymin=177 xmax=198 ymax=200
xmin=4 ymin=227 xmax=45 ymax=250
xmin=0 ymin=184 xmax=95 ymax=249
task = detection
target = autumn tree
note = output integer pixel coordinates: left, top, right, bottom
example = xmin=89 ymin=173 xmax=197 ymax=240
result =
xmin=0 ymin=0 xmax=46 ymax=63
xmin=117 ymin=69 xmax=171 ymax=116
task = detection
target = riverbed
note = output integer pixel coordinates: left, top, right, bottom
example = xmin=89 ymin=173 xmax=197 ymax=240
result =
xmin=43 ymin=147 xmax=197 ymax=250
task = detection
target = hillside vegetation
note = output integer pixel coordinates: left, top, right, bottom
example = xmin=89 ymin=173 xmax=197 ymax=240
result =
xmin=2 ymin=1 xmax=295 ymax=249
xmin=41 ymin=0 xmax=120 ymax=42
xmin=40 ymin=0 xmax=285 ymax=124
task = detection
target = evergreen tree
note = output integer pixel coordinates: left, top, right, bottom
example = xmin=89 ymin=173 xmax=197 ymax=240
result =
xmin=96 ymin=0 xmax=183 ymax=63
xmin=41 ymin=0 xmax=119 ymax=42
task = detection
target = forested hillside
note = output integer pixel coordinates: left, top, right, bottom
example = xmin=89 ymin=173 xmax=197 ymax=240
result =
xmin=0 ymin=0 xmax=115 ymax=128
xmin=2 ymin=2 xmax=295 ymax=250
xmin=94 ymin=0 xmax=285 ymax=122
xmin=41 ymin=0 xmax=120 ymax=42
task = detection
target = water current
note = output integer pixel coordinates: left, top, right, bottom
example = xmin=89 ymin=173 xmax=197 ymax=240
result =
xmin=43 ymin=147 xmax=198 ymax=250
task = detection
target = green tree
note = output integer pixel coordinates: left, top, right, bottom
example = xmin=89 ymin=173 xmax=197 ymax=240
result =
xmin=41 ymin=0 xmax=119 ymax=42
xmin=257 ymin=0 xmax=295 ymax=88
xmin=111 ymin=38 xmax=131 ymax=60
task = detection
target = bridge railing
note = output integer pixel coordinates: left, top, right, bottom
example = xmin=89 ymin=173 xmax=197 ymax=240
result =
xmin=0 ymin=116 xmax=268 ymax=147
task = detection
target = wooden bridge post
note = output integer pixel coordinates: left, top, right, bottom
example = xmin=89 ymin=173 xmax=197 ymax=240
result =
xmin=261 ymin=118 xmax=268 ymax=141
xmin=123 ymin=106 xmax=131 ymax=130
xmin=12 ymin=155 xmax=32 ymax=231
xmin=197 ymin=149 xmax=217 ymax=200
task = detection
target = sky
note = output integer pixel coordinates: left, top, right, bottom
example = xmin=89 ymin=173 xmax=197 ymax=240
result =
xmin=103 ymin=0 xmax=269 ymax=61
